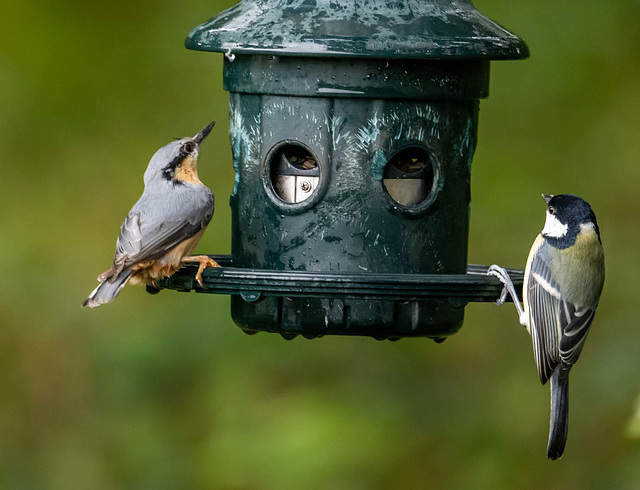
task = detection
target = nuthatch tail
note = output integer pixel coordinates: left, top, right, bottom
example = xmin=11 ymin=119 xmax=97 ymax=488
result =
xmin=489 ymin=194 xmax=605 ymax=459
xmin=83 ymin=121 xmax=219 ymax=308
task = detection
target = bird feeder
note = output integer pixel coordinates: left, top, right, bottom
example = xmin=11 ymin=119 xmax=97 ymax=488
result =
xmin=160 ymin=0 xmax=528 ymax=341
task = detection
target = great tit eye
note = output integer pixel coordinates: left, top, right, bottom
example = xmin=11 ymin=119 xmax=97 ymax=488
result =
xmin=549 ymin=206 xmax=556 ymax=215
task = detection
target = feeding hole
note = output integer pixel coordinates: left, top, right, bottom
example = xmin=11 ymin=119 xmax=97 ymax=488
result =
xmin=270 ymin=144 xmax=319 ymax=204
xmin=382 ymin=147 xmax=435 ymax=208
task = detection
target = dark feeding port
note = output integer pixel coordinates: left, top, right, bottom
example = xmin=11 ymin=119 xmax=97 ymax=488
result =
xmin=157 ymin=0 xmax=529 ymax=342
xmin=382 ymin=147 xmax=436 ymax=209
xmin=270 ymin=144 xmax=319 ymax=204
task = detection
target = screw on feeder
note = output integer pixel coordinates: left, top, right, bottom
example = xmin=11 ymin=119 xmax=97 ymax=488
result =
xmin=270 ymin=144 xmax=319 ymax=204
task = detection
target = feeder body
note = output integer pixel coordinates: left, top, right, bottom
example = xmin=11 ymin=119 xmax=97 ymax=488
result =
xmin=226 ymin=56 xmax=481 ymax=339
xmin=185 ymin=0 xmax=528 ymax=340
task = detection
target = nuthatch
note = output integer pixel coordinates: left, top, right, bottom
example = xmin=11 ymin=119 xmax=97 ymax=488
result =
xmin=488 ymin=194 xmax=605 ymax=459
xmin=83 ymin=121 xmax=220 ymax=308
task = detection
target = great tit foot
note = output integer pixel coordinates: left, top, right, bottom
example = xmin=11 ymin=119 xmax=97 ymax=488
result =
xmin=487 ymin=264 xmax=526 ymax=322
xmin=487 ymin=264 xmax=513 ymax=305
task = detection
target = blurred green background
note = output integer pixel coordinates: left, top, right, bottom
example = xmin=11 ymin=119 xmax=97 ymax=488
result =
xmin=1 ymin=0 xmax=640 ymax=488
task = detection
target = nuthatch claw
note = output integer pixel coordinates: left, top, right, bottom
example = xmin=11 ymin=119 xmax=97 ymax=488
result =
xmin=182 ymin=255 xmax=220 ymax=288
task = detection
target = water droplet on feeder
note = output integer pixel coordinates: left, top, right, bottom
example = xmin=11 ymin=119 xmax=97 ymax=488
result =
xmin=240 ymin=291 xmax=262 ymax=302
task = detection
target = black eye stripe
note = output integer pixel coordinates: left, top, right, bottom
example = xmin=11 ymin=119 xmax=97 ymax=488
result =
xmin=166 ymin=154 xmax=185 ymax=170
xmin=162 ymin=141 xmax=196 ymax=181
xmin=162 ymin=166 xmax=174 ymax=181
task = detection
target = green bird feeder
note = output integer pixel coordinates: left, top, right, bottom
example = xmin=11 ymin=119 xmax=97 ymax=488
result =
xmin=159 ymin=0 xmax=528 ymax=341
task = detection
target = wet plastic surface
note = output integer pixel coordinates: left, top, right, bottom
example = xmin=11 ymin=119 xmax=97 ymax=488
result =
xmin=186 ymin=0 xmax=528 ymax=60
xmin=182 ymin=0 xmax=527 ymax=339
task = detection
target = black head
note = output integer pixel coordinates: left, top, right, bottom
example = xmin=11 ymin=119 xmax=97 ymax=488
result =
xmin=541 ymin=194 xmax=600 ymax=248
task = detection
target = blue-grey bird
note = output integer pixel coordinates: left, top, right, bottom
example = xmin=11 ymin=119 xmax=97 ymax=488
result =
xmin=488 ymin=194 xmax=605 ymax=460
xmin=82 ymin=121 xmax=219 ymax=308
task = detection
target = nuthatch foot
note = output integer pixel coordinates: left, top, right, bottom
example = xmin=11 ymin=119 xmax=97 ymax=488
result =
xmin=83 ymin=121 xmax=220 ymax=308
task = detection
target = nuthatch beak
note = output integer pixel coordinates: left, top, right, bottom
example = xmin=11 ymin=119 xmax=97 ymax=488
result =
xmin=194 ymin=121 xmax=216 ymax=145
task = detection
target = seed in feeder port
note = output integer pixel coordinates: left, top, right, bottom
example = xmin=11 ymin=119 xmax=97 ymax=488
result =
xmin=382 ymin=147 xmax=433 ymax=207
xmin=300 ymin=157 xmax=317 ymax=169
xmin=395 ymin=157 xmax=426 ymax=173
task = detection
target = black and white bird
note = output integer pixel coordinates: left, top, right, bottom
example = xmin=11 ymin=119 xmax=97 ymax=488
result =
xmin=488 ymin=194 xmax=605 ymax=460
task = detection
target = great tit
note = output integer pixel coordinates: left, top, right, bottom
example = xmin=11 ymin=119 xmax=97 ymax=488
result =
xmin=488 ymin=194 xmax=605 ymax=460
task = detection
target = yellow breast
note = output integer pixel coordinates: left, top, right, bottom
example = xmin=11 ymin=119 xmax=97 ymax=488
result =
xmin=553 ymin=225 xmax=605 ymax=308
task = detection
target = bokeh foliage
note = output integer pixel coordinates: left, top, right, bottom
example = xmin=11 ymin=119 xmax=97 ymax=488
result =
xmin=1 ymin=0 xmax=640 ymax=488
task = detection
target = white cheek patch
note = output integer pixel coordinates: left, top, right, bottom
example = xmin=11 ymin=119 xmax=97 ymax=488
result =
xmin=542 ymin=212 xmax=568 ymax=238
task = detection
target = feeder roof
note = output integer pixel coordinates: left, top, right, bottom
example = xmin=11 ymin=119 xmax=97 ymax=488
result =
xmin=185 ymin=0 xmax=528 ymax=60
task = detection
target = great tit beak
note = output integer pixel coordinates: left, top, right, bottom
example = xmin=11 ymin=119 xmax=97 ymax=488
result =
xmin=542 ymin=194 xmax=553 ymax=204
xmin=193 ymin=121 xmax=216 ymax=145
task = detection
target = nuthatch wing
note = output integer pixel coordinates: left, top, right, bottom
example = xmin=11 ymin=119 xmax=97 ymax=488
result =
xmin=83 ymin=121 xmax=220 ymax=308
xmin=488 ymin=194 xmax=605 ymax=459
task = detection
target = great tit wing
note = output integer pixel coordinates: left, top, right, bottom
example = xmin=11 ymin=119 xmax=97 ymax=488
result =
xmin=527 ymin=246 xmax=596 ymax=383
xmin=527 ymin=251 xmax=561 ymax=384
xmin=559 ymin=306 xmax=595 ymax=366
xmin=113 ymin=192 xmax=214 ymax=270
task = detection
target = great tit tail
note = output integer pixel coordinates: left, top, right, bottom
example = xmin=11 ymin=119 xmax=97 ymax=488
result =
xmin=547 ymin=366 xmax=569 ymax=460
xmin=82 ymin=269 xmax=132 ymax=308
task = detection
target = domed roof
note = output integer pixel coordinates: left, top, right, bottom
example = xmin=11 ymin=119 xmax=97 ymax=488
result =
xmin=186 ymin=0 xmax=528 ymax=60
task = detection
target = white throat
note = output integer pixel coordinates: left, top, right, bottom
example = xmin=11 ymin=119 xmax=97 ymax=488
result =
xmin=542 ymin=212 xmax=568 ymax=238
